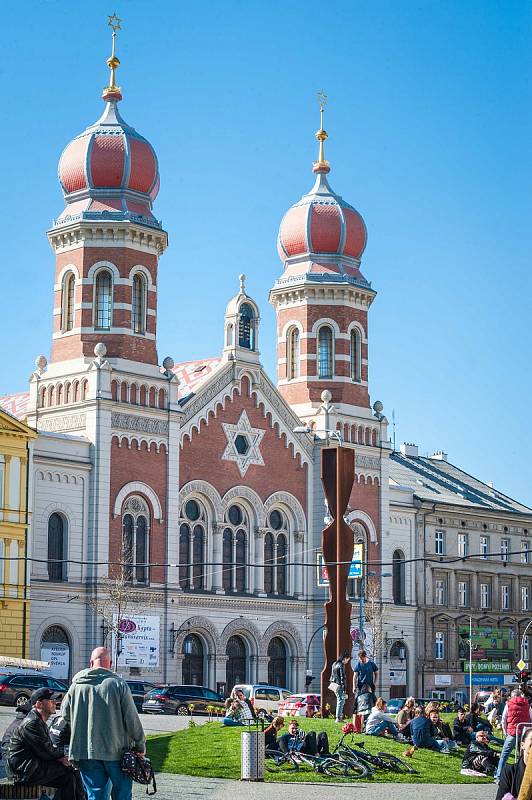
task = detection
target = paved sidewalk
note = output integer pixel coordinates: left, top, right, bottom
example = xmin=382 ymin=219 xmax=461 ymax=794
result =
xmin=134 ymin=773 xmax=493 ymax=800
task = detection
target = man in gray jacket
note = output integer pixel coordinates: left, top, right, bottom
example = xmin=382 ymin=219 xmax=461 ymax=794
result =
xmin=60 ymin=646 xmax=145 ymax=800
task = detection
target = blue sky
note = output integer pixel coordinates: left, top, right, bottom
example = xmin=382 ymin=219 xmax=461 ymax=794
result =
xmin=1 ymin=1 xmax=531 ymax=505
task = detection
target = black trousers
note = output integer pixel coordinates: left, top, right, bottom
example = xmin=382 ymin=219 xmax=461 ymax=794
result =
xmin=22 ymin=761 xmax=80 ymax=800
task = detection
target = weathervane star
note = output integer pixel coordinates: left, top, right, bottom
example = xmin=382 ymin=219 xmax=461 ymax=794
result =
xmin=108 ymin=12 xmax=122 ymax=32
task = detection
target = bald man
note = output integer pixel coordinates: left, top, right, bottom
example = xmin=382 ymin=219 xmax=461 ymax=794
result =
xmin=60 ymin=647 xmax=145 ymax=800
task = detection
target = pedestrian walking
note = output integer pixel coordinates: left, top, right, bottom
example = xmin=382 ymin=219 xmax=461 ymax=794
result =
xmin=329 ymin=651 xmax=350 ymax=723
xmin=61 ymin=646 xmax=145 ymax=800
xmin=495 ymin=688 xmax=532 ymax=783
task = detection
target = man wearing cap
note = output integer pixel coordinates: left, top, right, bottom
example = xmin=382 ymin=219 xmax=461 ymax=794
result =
xmin=61 ymin=646 xmax=145 ymax=800
xmin=5 ymin=688 xmax=78 ymax=799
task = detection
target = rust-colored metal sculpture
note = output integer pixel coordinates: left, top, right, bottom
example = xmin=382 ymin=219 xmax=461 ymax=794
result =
xmin=320 ymin=446 xmax=355 ymax=716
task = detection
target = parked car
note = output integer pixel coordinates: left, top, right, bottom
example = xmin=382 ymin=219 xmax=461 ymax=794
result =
xmin=278 ymin=693 xmax=320 ymax=718
xmin=126 ymin=681 xmax=157 ymax=713
xmin=0 ymin=671 xmax=68 ymax=707
xmin=386 ymin=697 xmax=434 ymax=715
xmin=142 ymin=685 xmax=225 ymax=715
xmin=232 ymin=684 xmax=292 ymax=716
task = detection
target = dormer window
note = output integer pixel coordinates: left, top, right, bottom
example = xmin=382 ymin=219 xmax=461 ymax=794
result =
xmin=238 ymin=303 xmax=255 ymax=350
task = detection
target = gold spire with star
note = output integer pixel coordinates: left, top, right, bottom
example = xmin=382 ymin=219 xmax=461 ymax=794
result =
xmin=102 ymin=13 xmax=123 ymax=101
xmin=313 ymin=90 xmax=331 ymax=174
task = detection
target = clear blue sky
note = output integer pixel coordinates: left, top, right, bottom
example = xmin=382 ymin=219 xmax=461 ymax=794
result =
xmin=1 ymin=1 xmax=531 ymax=505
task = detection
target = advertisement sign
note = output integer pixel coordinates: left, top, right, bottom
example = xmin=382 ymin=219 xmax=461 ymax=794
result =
xmin=465 ymin=660 xmax=513 ymax=673
xmin=40 ymin=644 xmax=69 ymax=679
xmin=458 ymin=625 xmax=515 ymax=667
xmin=112 ymin=614 xmax=160 ymax=668
xmin=316 ymin=544 xmax=364 ymax=587
xmin=435 ymin=675 xmax=452 ymax=686
xmin=465 ymin=674 xmax=505 ymax=686
xmin=389 ymin=669 xmax=407 ymax=686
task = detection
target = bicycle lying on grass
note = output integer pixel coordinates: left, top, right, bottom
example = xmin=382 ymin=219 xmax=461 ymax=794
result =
xmin=265 ymin=747 xmax=369 ymax=778
xmin=333 ymin=732 xmax=417 ymax=776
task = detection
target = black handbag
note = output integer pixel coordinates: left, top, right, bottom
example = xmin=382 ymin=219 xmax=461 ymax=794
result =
xmin=120 ymin=750 xmax=157 ymax=795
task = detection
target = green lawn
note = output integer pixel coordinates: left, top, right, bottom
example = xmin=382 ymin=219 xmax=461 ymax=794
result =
xmin=146 ymin=716 xmax=495 ymax=784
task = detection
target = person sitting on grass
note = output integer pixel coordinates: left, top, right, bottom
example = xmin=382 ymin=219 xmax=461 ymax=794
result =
xmin=396 ymin=697 xmax=416 ymax=738
xmin=278 ymin=720 xmax=330 ymax=757
xmin=222 ymin=688 xmax=256 ymax=726
xmin=496 ymin=726 xmax=532 ymax=800
xmin=429 ymin=710 xmax=458 ymax=751
xmin=460 ymin=730 xmax=499 ymax=778
xmin=264 ymin=716 xmax=285 ymax=751
xmin=466 ymin=701 xmax=504 ymax=744
xmin=406 ymin=706 xmax=451 ymax=754
xmin=453 ymin=707 xmax=474 ymax=746
xmin=365 ymin=697 xmax=399 ymax=738
xmin=424 ymin=701 xmax=441 ymax=716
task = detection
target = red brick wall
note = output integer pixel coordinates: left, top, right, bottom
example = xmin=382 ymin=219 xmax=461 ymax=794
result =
xmin=109 ymin=437 xmax=167 ymax=584
xmin=349 ymin=476 xmax=380 ymax=565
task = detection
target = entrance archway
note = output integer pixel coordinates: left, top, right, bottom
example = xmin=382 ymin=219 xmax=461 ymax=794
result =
xmin=182 ymin=634 xmax=204 ymax=686
xmin=226 ymin=635 xmax=246 ymax=690
xmin=40 ymin=625 xmax=71 ymax=680
xmin=267 ymin=637 xmax=287 ymax=687
xmin=389 ymin=640 xmax=408 ymax=698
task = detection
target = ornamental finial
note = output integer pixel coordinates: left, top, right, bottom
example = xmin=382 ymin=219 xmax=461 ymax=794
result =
xmin=239 ymin=274 xmax=246 ymax=293
xmin=313 ymin=90 xmax=330 ymax=174
xmin=102 ymin=13 xmax=123 ymax=102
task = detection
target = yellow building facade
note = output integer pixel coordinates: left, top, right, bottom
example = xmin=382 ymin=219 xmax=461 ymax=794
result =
xmin=0 ymin=409 xmax=36 ymax=658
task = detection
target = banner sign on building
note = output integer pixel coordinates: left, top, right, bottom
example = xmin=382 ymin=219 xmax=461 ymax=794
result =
xmin=465 ymin=674 xmax=505 ymax=686
xmin=317 ymin=544 xmax=364 ymax=587
xmin=458 ymin=625 xmax=515 ymax=669
xmin=40 ymin=644 xmax=69 ymax=680
xmin=112 ymin=614 xmax=160 ymax=668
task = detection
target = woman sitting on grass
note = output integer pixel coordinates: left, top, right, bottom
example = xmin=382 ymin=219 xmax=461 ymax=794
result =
xmin=365 ymin=697 xmax=399 ymax=738
xmin=222 ymin=688 xmax=256 ymax=726
xmin=264 ymin=716 xmax=285 ymax=751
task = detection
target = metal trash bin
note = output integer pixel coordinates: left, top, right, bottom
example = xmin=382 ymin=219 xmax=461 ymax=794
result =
xmin=241 ymin=728 xmax=265 ymax=781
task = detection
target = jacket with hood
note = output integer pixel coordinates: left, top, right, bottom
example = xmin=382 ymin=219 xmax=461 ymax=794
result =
xmin=60 ymin=667 xmax=145 ymax=761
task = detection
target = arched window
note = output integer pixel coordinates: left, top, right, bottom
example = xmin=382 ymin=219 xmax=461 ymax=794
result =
xmin=47 ymin=513 xmax=66 ymax=581
xmin=287 ymin=327 xmax=300 ymax=380
xmin=226 ymin=323 xmax=234 ymax=347
xmin=350 ymin=328 xmax=361 ymax=382
xmin=132 ymin=273 xmax=146 ymax=334
xmin=179 ymin=499 xmax=206 ymax=590
xmin=121 ymin=497 xmax=150 ymax=584
xmin=317 ymin=326 xmax=333 ymax=379
xmin=264 ymin=533 xmax=274 ymax=595
xmin=276 ymin=533 xmax=287 ymax=595
xmin=40 ymin=626 xmax=71 ymax=681
xmin=238 ymin=303 xmax=255 ymax=350
xmin=264 ymin=510 xmax=290 ymax=596
xmin=226 ymin=635 xmax=246 ymax=690
xmin=268 ymin=637 xmax=287 ymax=687
xmin=61 ymin=272 xmax=75 ymax=332
xmin=222 ymin=504 xmax=249 ymax=593
xmin=347 ymin=522 xmax=367 ymax=600
xmin=393 ymin=549 xmax=406 ymax=605
xmin=182 ymin=634 xmax=204 ymax=686
xmin=94 ymin=270 xmax=113 ymax=330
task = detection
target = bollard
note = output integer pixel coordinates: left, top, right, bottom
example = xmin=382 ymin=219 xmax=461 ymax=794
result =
xmin=241 ymin=727 xmax=265 ymax=781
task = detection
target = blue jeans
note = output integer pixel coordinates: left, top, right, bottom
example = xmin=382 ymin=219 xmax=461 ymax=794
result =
xmin=368 ymin=720 xmax=399 ymax=737
xmin=335 ymin=689 xmax=347 ymax=722
xmin=222 ymin=717 xmax=244 ymax=726
xmin=79 ymin=760 xmax=133 ymax=800
xmin=495 ymin=734 xmax=516 ymax=779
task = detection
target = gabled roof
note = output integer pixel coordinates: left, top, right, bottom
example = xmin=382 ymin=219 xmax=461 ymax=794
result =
xmin=0 ymin=391 xmax=30 ymax=420
xmin=0 ymin=407 xmax=36 ymax=438
xmin=389 ymin=451 xmax=532 ymax=515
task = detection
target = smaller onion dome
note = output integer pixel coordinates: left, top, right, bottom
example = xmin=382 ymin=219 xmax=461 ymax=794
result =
xmin=277 ymin=103 xmax=367 ymax=271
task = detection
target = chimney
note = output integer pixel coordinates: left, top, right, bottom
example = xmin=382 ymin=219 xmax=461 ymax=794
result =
xmin=400 ymin=442 xmax=418 ymax=457
xmin=430 ymin=450 xmax=448 ymax=462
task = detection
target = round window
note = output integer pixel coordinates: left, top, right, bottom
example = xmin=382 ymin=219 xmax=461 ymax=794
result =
xmin=269 ymin=510 xmax=283 ymax=530
xmin=185 ymin=500 xmax=200 ymax=521
xmin=228 ymin=505 xmax=243 ymax=526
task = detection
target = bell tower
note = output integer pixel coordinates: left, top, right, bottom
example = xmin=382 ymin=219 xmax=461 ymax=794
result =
xmin=48 ymin=18 xmax=167 ymax=368
xmin=269 ymin=101 xmax=376 ymax=428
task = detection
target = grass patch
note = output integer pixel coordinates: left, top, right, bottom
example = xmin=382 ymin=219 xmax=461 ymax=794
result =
xmin=145 ymin=717 xmax=496 ymax=784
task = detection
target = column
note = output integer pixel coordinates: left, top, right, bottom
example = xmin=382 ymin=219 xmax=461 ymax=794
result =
xmin=216 ymin=654 xmax=229 ymax=693
xmin=211 ymin=523 xmax=224 ymax=594
xmin=254 ymin=528 xmax=267 ymax=597
xmin=256 ymin=655 xmax=269 ymax=684
xmin=448 ymin=570 xmax=456 ymax=610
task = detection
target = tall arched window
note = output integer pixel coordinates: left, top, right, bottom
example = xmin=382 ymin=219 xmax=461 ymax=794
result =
xmin=226 ymin=635 xmax=246 ymax=690
xmin=179 ymin=499 xmax=206 ymax=590
xmin=222 ymin=504 xmax=249 ymax=593
xmin=393 ymin=549 xmax=406 ymax=605
xmin=132 ymin=273 xmax=146 ymax=334
xmin=276 ymin=533 xmax=287 ymax=595
xmin=121 ymin=497 xmax=150 ymax=584
xmin=182 ymin=634 xmax=204 ymax=685
xmin=47 ymin=513 xmax=66 ymax=581
xmin=61 ymin=272 xmax=75 ymax=332
xmin=318 ymin=326 xmax=333 ymax=379
xmin=264 ymin=533 xmax=274 ymax=595
xmin=268 ymin=637 xmax=287 ymax=687
xmin=264 ymin=510 xmax=289 ymax=596
xmin=94 ymin=270 xmax=113 ymax=330
xmin=287 ymin=327 xmax=300 ymax=380
xmin=350 ymin=328 xmax=361 ymax=382
xmin=238 ymin=303 xmax=255 ymax=350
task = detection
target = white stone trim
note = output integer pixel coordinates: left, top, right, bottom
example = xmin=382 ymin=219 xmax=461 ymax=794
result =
xmin=128 ymin=265 xmax=155 ymax=288
xmin=52 ymin=328 xmax=155 ymax=340
xmin=345 ymin=509 xmax=378 ymax=544
xmin=113 ymin=481 xmax=163 ymax=521
xmin=263 ymin=491 xmax=306 ymax=534
xmin=55 ymin=263 xmax=80 ymax=287
xmin=86 ymin=260 xmax=120 ymax=281
xmin=221 ymin=486 xmax=265 ymax=528
xmin=310 ymin=317 xmax=341 ymax=336
xmin=279 ymin=319 xmax=304 ymax=339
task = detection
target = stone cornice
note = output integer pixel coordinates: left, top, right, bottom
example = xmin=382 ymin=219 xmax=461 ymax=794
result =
xmin=269 ymin=280 xmax=376 ymax=311
xmin=170 ymin=592 xmax=307 ymax=613
xmin=48 ymin=220 xmax=168 ymax=257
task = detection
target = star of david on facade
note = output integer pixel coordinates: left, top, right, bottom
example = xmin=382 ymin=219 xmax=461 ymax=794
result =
xmin=221 ymin=410 xmax=265 ymax=477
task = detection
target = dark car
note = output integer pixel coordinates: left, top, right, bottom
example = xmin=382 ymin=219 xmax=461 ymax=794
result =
xmin=142 ymin=685 xmax=225 ymax=715
xmin=126 ymin=681 xmax=157 ymax=712
xmin=0 ymin=672 xmax=68 ymax=707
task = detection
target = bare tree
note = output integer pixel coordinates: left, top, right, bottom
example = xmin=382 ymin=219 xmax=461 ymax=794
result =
xmin=362 ymin=576 xmax=386 ymax=663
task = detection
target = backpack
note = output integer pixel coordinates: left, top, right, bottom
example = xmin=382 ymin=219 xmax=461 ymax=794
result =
xmin=120 ymin=751 xmax=157 ymax=795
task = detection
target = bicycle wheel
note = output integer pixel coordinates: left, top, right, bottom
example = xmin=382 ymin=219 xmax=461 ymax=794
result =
xmin=375 ymin=752 xmax=417 ymax=774
xmin=264 ymin=753 xmax=297 ymax=773
xmin=336 ymin=749 xmax=374 ymax=778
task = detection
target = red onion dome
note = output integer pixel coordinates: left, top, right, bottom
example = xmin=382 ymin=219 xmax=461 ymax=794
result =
xmin=59 ymin=101 xmax=159 ymax=200
xmin=278 ymin=170 xmax=367 ymax=263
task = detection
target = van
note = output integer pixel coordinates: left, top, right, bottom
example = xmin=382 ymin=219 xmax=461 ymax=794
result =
xmin=232 ymin=684 xmax=292 ymax=716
